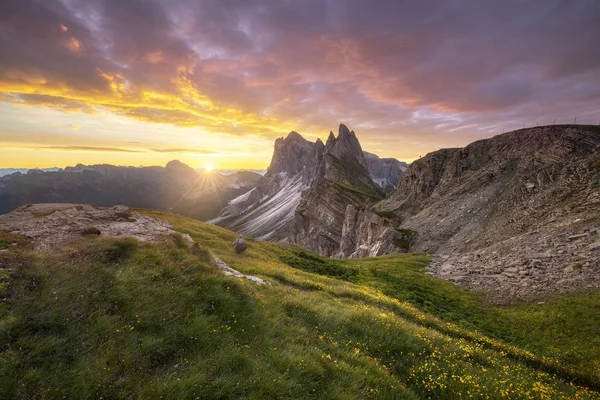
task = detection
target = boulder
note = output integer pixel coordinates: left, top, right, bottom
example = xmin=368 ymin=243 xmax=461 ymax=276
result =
xmin=233 ymin=236 xmax=248 ymax=254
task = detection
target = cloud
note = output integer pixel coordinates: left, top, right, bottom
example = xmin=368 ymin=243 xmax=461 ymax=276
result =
xmin=37 ymin=145 xmax=141 ymax=153
xmin=0 ymin=0 xmax=599 ymax=157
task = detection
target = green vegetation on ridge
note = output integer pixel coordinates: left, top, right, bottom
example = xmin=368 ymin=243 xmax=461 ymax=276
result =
xmin=0 ymin=212 xmax=599 ymax=399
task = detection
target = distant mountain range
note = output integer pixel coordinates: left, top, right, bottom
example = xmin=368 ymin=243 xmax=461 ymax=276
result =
xmin=0 ymin=161 xmax=263 ymax=219
xmin=1 ymin=124 xmax=599 ymax=302
xmin=202 ymin=169 xmax=267 ymax=176
xmin=0 ymin=168 xmax=60 ymax=177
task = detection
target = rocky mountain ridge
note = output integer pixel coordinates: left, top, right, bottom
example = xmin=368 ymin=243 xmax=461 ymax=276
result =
xmin=213 ymin=123 xmax=600 ymax=301
xmin=342 ymin=125 xmax=600 ymax=301
xmin=211 ymin=124 xmax=403 ymax=253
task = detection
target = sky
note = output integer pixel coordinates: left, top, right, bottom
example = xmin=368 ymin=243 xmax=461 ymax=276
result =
xmin=1 ymin=0 xmax=599 ymax=170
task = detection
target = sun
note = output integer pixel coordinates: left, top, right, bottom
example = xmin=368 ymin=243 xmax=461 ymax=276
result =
xmin=204 ymin=165 xmax=214 ymax=173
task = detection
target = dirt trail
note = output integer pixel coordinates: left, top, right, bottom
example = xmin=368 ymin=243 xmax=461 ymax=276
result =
xmin=211 ymin=255 xmax=267 ymax=285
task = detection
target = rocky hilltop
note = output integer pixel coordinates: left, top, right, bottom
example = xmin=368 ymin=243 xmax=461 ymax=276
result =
xmin=211 ymin=124 xmax=404 ymax=254
xmin=346 ymin=125 xmax=600 ymax=301
xmin=0 ymin=203 xmax=184 ymax=248
xmin=0 ymin=161 xmax=263 ymax=220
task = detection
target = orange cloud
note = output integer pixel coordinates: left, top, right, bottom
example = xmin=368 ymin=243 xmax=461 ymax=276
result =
xmin=144 ymin=51 xmax=164 ymax=64
xmin=66 ymin=37 xmax=82 ymax=53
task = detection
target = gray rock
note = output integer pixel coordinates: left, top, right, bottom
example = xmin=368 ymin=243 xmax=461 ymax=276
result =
xmin=0 ymin=204 xmax=184 ymax=248
xmin=527 ymin=253 xmax=552 ymax=259
xmin=589 ymin=242 xmax=600 ymax=251
xmin=233 ymin=236 xmax=248 ymax=254
xmin=363 ymin=151 xmax=407 ymax=194
xmin=568 ymin=233 xmax=588 ymax=241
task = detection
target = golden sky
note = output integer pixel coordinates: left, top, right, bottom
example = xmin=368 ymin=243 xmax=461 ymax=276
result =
xmin=1 ymin=1 xmax=599 ymax=169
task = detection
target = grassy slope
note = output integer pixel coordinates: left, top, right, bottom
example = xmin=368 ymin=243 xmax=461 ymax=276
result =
xmin=0 ymin=211 xmax=598 ymax=399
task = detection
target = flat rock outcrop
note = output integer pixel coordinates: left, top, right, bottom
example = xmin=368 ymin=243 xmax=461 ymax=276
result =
xmin=0 ymin=204 xmax=187 ymax=248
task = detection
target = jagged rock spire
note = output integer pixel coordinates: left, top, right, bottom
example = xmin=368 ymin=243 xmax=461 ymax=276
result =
xmin=324 ymin=124 xmax=368 ymax=169
xmin=266 ymin=131 xmax=315 ymax=177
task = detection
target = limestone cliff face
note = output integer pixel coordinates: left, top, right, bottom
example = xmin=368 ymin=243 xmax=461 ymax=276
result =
xmin=288 ymin=125 xmax=385 ymax=256
xmin=354 ymin=125 xmax=600 ymax=255
xmin=211 ymin=131 xmax=316 ymax=239
xmin=289 ymin=180 xmax=372 ymax=257
xmin=337 ymin=205 xmax=401 ymax=258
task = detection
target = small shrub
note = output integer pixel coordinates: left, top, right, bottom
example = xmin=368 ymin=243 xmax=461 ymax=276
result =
xmin=592 ymin=159 xmax=600 ymax=170
xmin=393 ymin=228 xmax=415 ymax=251
xmin=81 ymin=226 xmax=101 ymax=236
xmin=372 ymin=209 xmax=396 ymax=219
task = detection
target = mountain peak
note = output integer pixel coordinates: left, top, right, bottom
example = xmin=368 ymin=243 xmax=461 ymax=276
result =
xmin=165 ymin=160 xmax=198 ymax=177
xmin=267 ymin=131 xmax=316 ymax=177
xmin=326 ymin=131 xmax=336 ymax=147
xmin=363 ymin=151 xmax=408 ymax=193
xmin=339 ymin=123 xmax=351 ymax=138
xmin=325 ymin=123 xmax=367 ymax=169
xmin=165 ymin=159 xmax=185 ymax=168
xmin=284 ymin=131 xmax=305 ymax=142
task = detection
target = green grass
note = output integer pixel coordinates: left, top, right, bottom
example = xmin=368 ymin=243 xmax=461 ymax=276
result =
xmin=280 ymin=248 xmax=358 ymax=282
xmin=332 ymin=180 xmax=382 ymax=200
xmin=0 ymin=230 xmax=31 ymax=250
xmin=345 ymin=255 xmax=600 ymax=377
xmin=326 ymin=154 xmax=383 ymax=200
xmin=0 ymin=211 xmax=599 ymax=399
